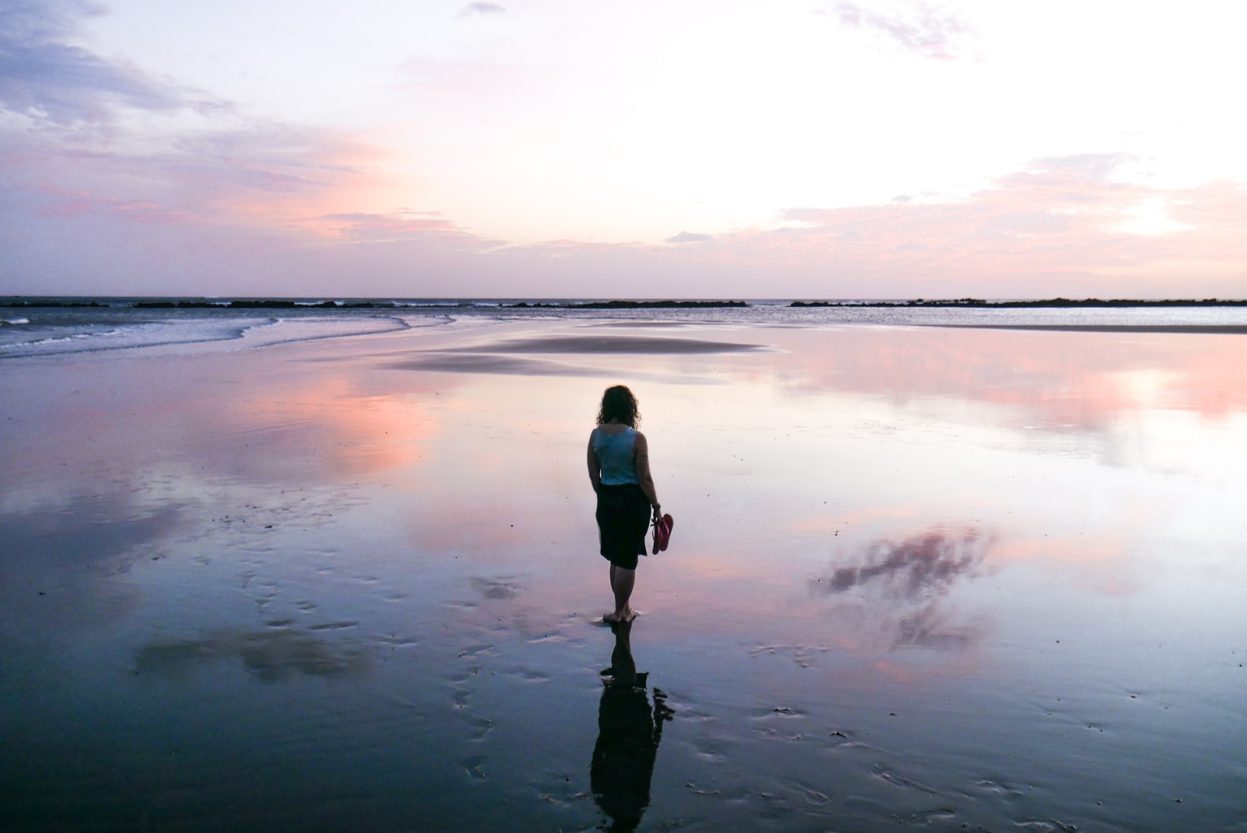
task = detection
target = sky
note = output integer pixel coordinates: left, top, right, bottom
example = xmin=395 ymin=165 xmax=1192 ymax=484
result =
xmin=1 ymin=0 xmax=1245 ymax=299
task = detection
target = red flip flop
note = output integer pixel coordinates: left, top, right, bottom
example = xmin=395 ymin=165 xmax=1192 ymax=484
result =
xmin=651 ymin=513 xmax=674 ymax=554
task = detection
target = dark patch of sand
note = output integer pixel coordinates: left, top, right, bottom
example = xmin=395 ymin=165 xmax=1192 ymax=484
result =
xmin=592 ymin=322 xmax=693 ymax=329
xmin=459 ymin=335 xmax=763 ymax=354
xmin=391 ymin=335 xmax=762 ymax=374
xmin=390 ymin=354 xmax=603 ymax=375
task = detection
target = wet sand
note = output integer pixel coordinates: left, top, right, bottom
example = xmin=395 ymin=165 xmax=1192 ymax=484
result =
xmin=2 ymin=319 xmax=1246 ymax=832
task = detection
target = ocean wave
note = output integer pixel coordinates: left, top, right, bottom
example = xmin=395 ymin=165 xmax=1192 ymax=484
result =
xmin=236 ymin=315 xmax=411 ymax=349
xmin=0 ymin=314 xmax=420 ymax=360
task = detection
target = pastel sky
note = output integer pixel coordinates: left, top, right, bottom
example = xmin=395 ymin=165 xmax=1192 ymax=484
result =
xmin=1 ymin=0 xmax=1244 ymax=298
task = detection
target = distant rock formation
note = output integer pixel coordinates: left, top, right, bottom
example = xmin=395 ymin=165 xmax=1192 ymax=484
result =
xmin=506 ymin=299 xmax=748 ymax=309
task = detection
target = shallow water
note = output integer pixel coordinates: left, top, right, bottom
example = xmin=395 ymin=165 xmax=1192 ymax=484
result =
xmin=2 ymin=318 xmax=1245 ymax=832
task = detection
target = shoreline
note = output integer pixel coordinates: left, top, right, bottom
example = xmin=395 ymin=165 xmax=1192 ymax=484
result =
xmin=931 ymin=323 xmax=1247 ymax=334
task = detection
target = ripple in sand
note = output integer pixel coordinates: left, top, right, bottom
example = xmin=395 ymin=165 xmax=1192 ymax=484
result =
xmin=503 ymin=667 xmax=550 ymax=683
xmin=969 ymin=776 xmax=1026 ymax=800
xmin=1015 ymin=821 xmax=1081 ymax=833
xmin=685 ymin=782 xmax=722 ymax=796
xmin=457 ymin=643 xmax=498 ymax=659
xmin=308 ymin=621 xmax=359 ymax=631
xmin=906 ymin=807 xmax=959 ymax=826
xmin=525 ymin=633 xmax=569 ymax=644
xmin=468 ymin=717 xmax=494 ymax=741
xmin=462 ymin=755 xmax=487 ymax=779
xmin=748 ymin=643 xmax=834 ymax=669
xmin=470 ymin=575 xmax=522 ymax=600
xmin=781 ymin=779 xmax=833 ymax=806
xmin=750 ymin=705 xmax=808 ymax=720
xmin=690 ymin=735 xmax=735 ymax=763
xmin=870 ymin=762 xmax=938 ymax=795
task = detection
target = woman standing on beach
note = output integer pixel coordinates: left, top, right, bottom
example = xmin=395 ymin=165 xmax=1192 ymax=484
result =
xmin=588 ymin=385 xmax=661 ymax=624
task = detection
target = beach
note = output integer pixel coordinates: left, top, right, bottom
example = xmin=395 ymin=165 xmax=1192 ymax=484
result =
xmin=3 ymin=313 xmax=1246 ymax=832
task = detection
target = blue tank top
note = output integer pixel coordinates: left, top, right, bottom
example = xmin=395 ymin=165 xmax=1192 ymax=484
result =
xmin=594 ymin=427 xmax=638 ymax=486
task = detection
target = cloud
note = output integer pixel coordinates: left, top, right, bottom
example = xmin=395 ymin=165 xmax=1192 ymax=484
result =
xmin=314 ymin=212 xmax=458 ymax=237
xmin=0 ymin=0 xmax=206 ymax=126
xmin=458 ymin=2 xmax=506 ymax=17
xmin=0 ymin=122 xmax=395 ymax=239
xmin=3 ymin=128 xmax=1245 ymax=299
xmin=170 ymin=129 xmax=368 ymax=189
xmin=812 ymin=529 xmax=987 ymax=600
xmin=714 ymin=153 xmax=1247 ymax=297
xmin=831 ymin=1 xmax=974 ymax=61
xmin=666 ymin=231 xmax=713 ymax=244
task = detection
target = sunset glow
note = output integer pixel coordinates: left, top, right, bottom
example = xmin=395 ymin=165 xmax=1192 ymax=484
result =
xmin=2 ymin=0 xmax=1245 ymax=297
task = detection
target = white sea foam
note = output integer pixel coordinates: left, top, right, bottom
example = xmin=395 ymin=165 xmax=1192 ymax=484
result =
xmin=0 ymin=312 xmax=416 ymax=360
xmin=233 ymin=316 xmax=411 ymax=348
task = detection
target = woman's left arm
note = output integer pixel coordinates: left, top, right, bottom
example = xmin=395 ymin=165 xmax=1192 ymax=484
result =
xmin=634 ymin=432 xmax=660 ymax=515
xmin=587 ymin=433 xmax=602 ymax=493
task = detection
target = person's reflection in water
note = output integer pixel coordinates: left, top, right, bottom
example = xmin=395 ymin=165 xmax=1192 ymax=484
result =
xmin=591 ymin=620 xmax=674 ymax=832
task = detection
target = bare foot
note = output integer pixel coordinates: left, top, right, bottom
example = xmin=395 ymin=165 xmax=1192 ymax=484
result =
xmin=619 ymin=607 xmax=637 ymax=623
xmin=602 ymin=612 xmax=621 ymax=624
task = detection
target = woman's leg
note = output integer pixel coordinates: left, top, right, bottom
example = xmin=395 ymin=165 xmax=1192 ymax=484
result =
xmin=605 ymin=564 xmax=617 ymax=621
xmin=611 ymin=565 xmax=635 ymax=622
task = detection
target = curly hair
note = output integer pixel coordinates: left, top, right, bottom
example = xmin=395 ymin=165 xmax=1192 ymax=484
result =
xmin=596 ymin=384 xmax=640 ymax=427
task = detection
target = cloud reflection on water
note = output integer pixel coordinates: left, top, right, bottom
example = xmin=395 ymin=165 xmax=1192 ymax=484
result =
xmin=134 ymin=628 xmax=371 ymax=683
xmin=0 ymin=492 xmax=184 ymax=639
xmin=759 ymin=326 xmax=1247 ymax=430
xmin=2 ymin=351 xmax=444 ymax=497
xmin=0 ymin=492 xmax=184 ymax=572
xmin=817 ymin=529 xmax=987 ymax=599
xmin=810 ymin=529 xmax=989 ymax=653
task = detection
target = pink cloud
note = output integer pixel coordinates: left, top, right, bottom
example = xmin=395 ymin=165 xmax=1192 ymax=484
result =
xmin=310 ymin=212 xmax=460 ymax=239
xmin=5 ymin=139 xmax=1246 ymax=299
xmin=2 ymin=123 xmax=406 ymax=235
xmin=32 ymin=184 xmax=197 ymax=224
xmin=683 ymin=154 xmax=1247 ymax=298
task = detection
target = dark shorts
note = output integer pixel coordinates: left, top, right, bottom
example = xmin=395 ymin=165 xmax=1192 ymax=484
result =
xmin=596 ymin=484 xmax=649 ymax=570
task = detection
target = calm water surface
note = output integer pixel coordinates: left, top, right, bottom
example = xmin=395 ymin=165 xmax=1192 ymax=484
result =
xmin=2 ymin=319 xmax=1244 ymax=832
